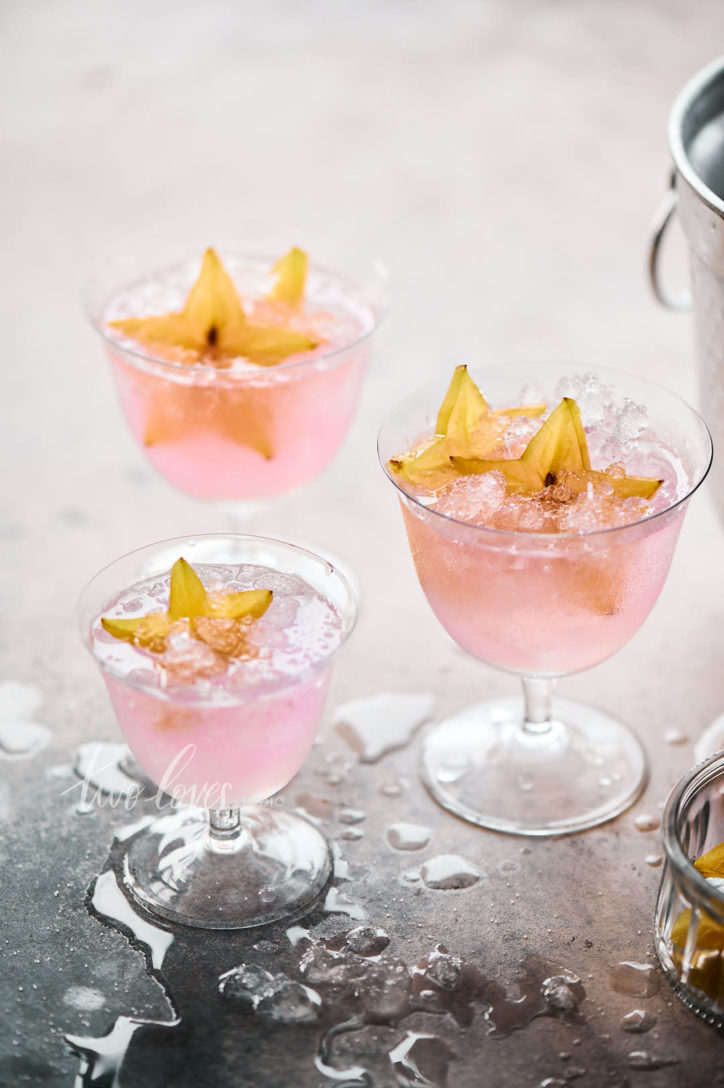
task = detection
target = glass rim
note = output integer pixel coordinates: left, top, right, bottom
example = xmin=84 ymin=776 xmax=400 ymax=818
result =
xmin=377 ymin=362 xmax=713 ymax=544
xmin=82 ymin=233 xmax=392 ymax=380
xmin=662 ymin=750 xmax=724 ymax=912
xmin=77 ymin=532 xmax=359 ymax=704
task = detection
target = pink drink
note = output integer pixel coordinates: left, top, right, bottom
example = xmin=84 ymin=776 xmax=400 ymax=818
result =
xmin=100 ymin=257 xmax=378 ymax=501
xmin=402 ymin=501 xmax=684 ymax=676
xmin=392 ymin=376 xmax=696 ymax=678
xmin=91 ymin=562 xmax=344 ymax=804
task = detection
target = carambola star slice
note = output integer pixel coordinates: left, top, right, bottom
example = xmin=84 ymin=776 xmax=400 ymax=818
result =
xmin=102 ymin=558 xmax=273 ymax=655
xmin=390 ymin=365 xmax=546 ymax=489
xmin=110 ymin=247 xmax=318 ymax=366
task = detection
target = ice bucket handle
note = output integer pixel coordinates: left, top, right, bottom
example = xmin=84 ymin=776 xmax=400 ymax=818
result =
xmin=648 ymin=175 xmax=692 ymax=311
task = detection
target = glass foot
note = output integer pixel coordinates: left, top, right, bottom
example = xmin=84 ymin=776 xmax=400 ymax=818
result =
xmin=421 ymin=696 xmax=647 ymax=836
xmin=122 ymin=805 xmax=332 ymax=929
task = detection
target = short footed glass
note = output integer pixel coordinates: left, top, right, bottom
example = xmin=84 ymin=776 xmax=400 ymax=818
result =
xmin=84 ymin=224 xmax=391 ymax=514
xmin=379 ymin=363 xmax=712 ymax=836
xmin=78 ymin=534 xmax=357 ymax=929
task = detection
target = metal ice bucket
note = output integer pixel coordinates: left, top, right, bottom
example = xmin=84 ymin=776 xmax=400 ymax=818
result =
xmin=649 ymin=56 xmax=724 ymax=517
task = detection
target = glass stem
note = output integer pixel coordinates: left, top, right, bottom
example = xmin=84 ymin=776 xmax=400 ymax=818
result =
xmin=208 ymin=806 xmax=243 ymax=844
xmin=521 ymin=676 xmax=554 ymax=736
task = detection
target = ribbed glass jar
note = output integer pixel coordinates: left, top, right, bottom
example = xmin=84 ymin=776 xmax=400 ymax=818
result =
xmin=655 ymin=752 xmax=724 ymax=1025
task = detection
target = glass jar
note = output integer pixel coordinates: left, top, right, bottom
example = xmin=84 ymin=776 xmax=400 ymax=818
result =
xmin=655 ymin=751 xmax=724 ymax=1025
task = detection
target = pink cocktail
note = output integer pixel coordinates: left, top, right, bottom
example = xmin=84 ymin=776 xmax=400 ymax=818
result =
xmin=79 ymin=534 xmax=357 ymax=929
xmin=379 ymin=363 xmax=712 ymax=836
xmin=84 ymin=227 xmax=389 ymax=504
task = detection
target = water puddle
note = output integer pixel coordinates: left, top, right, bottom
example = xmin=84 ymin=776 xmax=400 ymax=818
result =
xmin=0 ymin=681 xmax=51 ymax=758
xmin=386 ymin=823 xmax=431 ymax=852
xmin=73 ymin=742 xmax=147 ymax=799
xmin=65 ymin=866 xmax=177 ymax=1084
xmin=66 ymin=1015 xmax=178 ymax=1088
xmin=609 ymin=962 xmax=659 ymax=998
xmin=334 ymin=693 xmax=435 ymax=763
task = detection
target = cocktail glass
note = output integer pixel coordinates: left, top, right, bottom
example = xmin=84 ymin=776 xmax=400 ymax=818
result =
xmin=378 ymin=363 xmax=712 ymax=836
xmin=83 ymin=225 xmax=390 ymax=517
xmin=78 ymin=534 xmax=357 ymax=928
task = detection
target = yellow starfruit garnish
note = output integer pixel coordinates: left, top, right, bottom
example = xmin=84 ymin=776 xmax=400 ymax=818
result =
xmin=142 ymin=387 xmax=275 ymax=459
xmin=389 ymin=365 xmax=546 ymax=489
xmin=671 ymin=905 xmax=724 ymax=1003
xmin=109 ymin=247 xmax=317 ymax=367
xmin=695 ymin=843 xmax=724 ymax=880
xmin=452 ymin=397 xmax=662 ymax=501
xmin=101 ymin=558 xmax=273 ymax=656
xmin=268 ymin=247 xmax=308 ymax=307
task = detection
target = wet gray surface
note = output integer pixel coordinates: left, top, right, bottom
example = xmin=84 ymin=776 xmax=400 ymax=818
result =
xmin=3 ymin=0 xmax=724 ymax=1084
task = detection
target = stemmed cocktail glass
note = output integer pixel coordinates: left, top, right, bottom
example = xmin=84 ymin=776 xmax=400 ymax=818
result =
xmin=78 ymin=534 xmax=357 ymax=928
xmin=379 ymin=363 xmax=712 ymax=836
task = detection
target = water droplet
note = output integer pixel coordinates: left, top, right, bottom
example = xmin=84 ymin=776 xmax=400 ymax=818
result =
xmin=338 ymin=809 xmax=366 ymax=825
xmin=386 ymin=822 xmax=432 ymax=851
xmin=286 ymin=926 xmax=310 ymax=948
xmin=334 ymin=692 xmax=435 ymax=762
xmin=627 ymin=1050 xmax=678 ymax=1070
xmin=420 ymin=854 xmax=481 ymax=890
xmin=323 ymin=887 xmax=366 ymax=920
xmin=517 ymin=774 xmax=535 ymax=791
xmin=424 ymin=947 xmax=463 ymax=992
xmin=645 ymin=854 xmax=663 ymax=868
xmin=665 ymin=729 xmax=688 ymax=745
xmin=620 ymin=1008 xmax=657 ymax=1033
xmin=380 ymin=780 xmax=404 ymax=797
xmin=634 ymin=814 xmax=659 ymax=832
xmin=258 ymin=886 xmax=276 ymax=904
xmin=219 ymin=963 xmax=320 ymax=1023
xmin=497 ymin=858 xmax=522 ymax=875
xmin=340 ymin=827 xmax=364 ymax=841
xmin=345 ymin=926 xmax=390 ymax=957
xmin=541 ymin=972 xmax=582 ymax=1015
xmin=609 ymin=962 xmax=659 ymax=998
xmin=295 ymin=793 xmax=334 ymax=821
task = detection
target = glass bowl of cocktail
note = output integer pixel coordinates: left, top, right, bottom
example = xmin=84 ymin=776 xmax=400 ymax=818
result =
xmin=78 ymin=534 xmax=357 ymax=928
xmin=379 ymin=363 xmax=712 ymax=836
xmin=84 ymin=226 xmax=390 ymax=512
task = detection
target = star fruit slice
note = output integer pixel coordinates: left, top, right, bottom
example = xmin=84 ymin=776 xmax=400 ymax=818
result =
xmin=268 ymin=247 xmax=308 ymax=306
xmin=101 ymin=557 xmax=273 ymax=654
xmin=390 ymin=365 xmax=546 ymax=489
xmin=109 ymin=247 xmax=317 ymax=366
xmin=452 ymin=397 xmax=662 ymax=500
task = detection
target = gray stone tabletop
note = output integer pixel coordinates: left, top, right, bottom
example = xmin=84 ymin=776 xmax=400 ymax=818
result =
xmin=2 ymin=1 xmax=724 ymax=1084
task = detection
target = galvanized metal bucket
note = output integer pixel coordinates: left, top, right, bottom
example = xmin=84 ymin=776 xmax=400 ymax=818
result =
xmin=649 ymin=56 xmax=724 ymax=516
